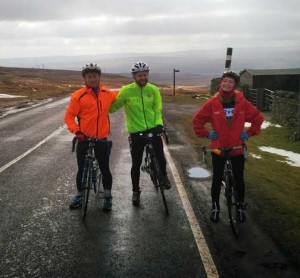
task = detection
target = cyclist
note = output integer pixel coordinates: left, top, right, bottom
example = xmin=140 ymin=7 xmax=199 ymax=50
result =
xmin=64 ymin=63 xmax=117 ymax=211
xmin=192 ymin=70 xmax=264 ymax=223
xmin=110 ymin=62 xmax=171 ymax=206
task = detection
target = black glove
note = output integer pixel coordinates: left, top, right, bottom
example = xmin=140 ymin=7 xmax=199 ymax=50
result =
xmin=154 ymin=125 xmax=164 ymax=134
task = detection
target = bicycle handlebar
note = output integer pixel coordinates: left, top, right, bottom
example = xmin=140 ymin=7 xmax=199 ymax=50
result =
xmin=133 ymin=128 xmax=170 ymax=144
xmin=71 ymin=136 xmax=112 ymax=153
xmin=202 ymin=144 xmax=247 ymax=163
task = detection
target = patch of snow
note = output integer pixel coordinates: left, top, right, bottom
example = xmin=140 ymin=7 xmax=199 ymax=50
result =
xmin=259 ymin=146 xmax=300 ymax=167
xmin=0 ymin=98 xmax=53 ymax=118
xmin=0 ymin=93 xmax=26 ymax=98
xmin=250 ymin=153 xmax=262 ymax=159
xmin=245 ymin=121 xmax=282 ymax=129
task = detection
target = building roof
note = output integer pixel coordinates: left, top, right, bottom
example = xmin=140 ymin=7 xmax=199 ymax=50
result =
xmin=240 ymin=68 xmax=300 ymax=76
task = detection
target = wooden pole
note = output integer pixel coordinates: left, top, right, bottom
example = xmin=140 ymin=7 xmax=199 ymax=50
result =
xmin=173 ymin=69 xmax=180 ymax=96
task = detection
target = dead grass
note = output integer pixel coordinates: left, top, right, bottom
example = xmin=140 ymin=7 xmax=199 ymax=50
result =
xmin=0 ymin=66 xmax=130 ymax=115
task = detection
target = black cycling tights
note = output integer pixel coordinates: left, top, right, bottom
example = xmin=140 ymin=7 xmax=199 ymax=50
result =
xmin=76 ymin=141 xmax=112 ymax=192
xmin=129 ymin=135 xmax=166 ymax=192
xmin=211 ymin=153 xmax=245 ymax=206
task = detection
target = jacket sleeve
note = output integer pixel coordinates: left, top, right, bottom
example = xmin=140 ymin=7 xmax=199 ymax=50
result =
xmin=244 ymin=99 xmax=264 ymax=136
xmin=64 ymin=94 xmax=80 ymax=134
xmin=192 ymin=101 xmax=212 ymax=138
xmin=110 ymin=90 xmax=118 ymax=102
xmin=109 ymin=88 xmax=125 ymax=113
xmin=153 ymin=88 xmax=163 ymax=126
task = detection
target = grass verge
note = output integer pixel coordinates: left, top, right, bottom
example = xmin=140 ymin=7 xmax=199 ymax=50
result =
xmin=161 ymin=89 xmax=300 ymax=268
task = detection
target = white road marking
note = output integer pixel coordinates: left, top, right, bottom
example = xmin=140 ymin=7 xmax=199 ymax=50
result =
xmin=163 ymin=142 xmax=219 ymax=278
xmin=0 ymin=126 xmax=65 ymax=174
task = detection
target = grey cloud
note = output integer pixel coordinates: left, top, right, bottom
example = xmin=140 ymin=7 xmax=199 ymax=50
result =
xmin=0 ymin=0 xmax=299 ymax=59
xmin=2 ymin=0 xmax=299 ymax=22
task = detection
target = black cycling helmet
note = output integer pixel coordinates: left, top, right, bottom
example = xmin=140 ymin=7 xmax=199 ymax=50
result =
xmin=82 ymin=63 xmax=101 ymax=77
xmin=221 ymin=70 xmax=240 ymax=84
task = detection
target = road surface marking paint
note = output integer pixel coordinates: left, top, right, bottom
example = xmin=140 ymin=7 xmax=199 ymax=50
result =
xmin=0 ymin=126 xmax=65 ymax=174
xmin=163 ymin=142 xmax=219 ymax=278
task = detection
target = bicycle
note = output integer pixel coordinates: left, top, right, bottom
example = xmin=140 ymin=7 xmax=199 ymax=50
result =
xmin=134 ymin=129 xmax=170 ymax=215
xmin=72 ymin=137 xmax=111 ymax=220
xmin=202 ymin=144 xmax=246 ymax=237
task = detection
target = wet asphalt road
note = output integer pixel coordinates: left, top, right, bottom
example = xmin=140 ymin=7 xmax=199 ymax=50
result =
xmin=0 ymin=97 xmax=299 ymax=278
xmin=0 ymin=98 xmax=206 ymax=277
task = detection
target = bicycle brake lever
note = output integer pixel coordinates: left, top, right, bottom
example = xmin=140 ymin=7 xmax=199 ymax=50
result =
xmin=72 ymin=136 xmax=77 ymax=152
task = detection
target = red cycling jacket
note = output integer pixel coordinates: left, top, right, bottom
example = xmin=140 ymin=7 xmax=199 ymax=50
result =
xmin=192 ymin=91 xmax=264 ymax=155
xmin=64 ymin=85 xmax=117 ymax=139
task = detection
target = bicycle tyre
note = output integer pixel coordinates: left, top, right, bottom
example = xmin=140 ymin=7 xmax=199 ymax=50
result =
xmin=149 ymin=160 xmax=159 ymax=189
xmin=151 ymin=153 xmax=169 ymax=215
xmin=225 ymin=174 xmax=239 ymax=237
xmin=82 ymin=160 xmax=93 ymax=220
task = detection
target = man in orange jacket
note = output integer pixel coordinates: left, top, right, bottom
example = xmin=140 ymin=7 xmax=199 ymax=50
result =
xmin=193 ymin=71 xmax=264 ymax=223
xmin=64 ymin=63 xmax=117 ymax=211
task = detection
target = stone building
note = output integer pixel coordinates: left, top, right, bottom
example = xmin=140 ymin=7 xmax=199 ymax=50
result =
xmin=239 ymin=68 xmax=300 ymax=92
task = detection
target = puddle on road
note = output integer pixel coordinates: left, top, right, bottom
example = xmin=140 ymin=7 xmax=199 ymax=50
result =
xmin=188 ymin=167 xmax=211 ymax=178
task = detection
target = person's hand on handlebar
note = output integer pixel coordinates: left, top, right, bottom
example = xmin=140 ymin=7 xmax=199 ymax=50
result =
xmin=76 ymin=131 xmax=86 ymax=142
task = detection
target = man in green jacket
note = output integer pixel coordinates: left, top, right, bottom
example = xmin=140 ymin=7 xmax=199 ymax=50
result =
xmin=110 ymin=62 xmax=171 ymax=206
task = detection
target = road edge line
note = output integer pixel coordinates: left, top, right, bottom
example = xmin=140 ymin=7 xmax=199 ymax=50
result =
xmin=0 ymin=126 xmax=65 ymax=174
xmin=163 ymin=142 xmax=219 ymax=278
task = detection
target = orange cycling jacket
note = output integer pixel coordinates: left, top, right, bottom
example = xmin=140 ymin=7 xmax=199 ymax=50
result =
xmin=64 ymin=85 xmax=117 ymax=139
xmin=192 ymin=91 xmax=264 ymax=155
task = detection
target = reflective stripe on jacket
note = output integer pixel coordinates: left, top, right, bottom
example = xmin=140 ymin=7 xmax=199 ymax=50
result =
xmin=64 ymin=85 xmax=117 ymax=139
xmin=110 ymin=82 xmax=163 ymax=133
xmin=192 ymin=91 xmax=264 ymax=155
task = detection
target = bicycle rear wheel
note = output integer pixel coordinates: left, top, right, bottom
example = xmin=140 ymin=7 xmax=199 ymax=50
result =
xmin=225 ymin=174 xmax=239 ymax=237
xmin=151 ymin=154 xmax=169 ymax=215
xmin=82 ymin=160 xmax=93 ymax=220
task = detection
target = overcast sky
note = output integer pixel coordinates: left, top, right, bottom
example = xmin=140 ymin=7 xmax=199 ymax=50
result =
xmin=0 ymin=0 xmax=299 ymax=59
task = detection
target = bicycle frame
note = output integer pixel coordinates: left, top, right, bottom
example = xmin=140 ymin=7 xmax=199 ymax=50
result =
xmin=202 ymin=144 xmax=246 ymax=236
xmin=72 ymin=137 xmax=111 ymax=220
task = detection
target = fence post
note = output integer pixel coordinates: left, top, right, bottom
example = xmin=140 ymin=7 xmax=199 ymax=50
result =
xmin=296 ymin=77 xmax=300 ymax=140
xmin=256 ymin=88 xmax=265 ymax=111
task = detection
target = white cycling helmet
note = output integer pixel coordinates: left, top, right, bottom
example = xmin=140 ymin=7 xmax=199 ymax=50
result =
xmin=82 ymin=63 xmax=101 ymax=77
xmin=131 ymin=62 xmax=150 ymax=74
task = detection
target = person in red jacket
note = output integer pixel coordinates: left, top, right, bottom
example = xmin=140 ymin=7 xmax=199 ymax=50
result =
xmin=64 ymin=63 xmax=117 ymax=211
xmin=192 ymin=70 xmax=264 ymax=223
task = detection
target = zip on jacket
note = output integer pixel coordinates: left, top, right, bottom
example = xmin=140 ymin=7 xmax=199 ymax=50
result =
xmin=140 ymin=87 xmax=149 ymax=131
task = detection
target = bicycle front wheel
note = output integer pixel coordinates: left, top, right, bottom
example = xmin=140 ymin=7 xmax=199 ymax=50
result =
xmin=149 ymin=160 xmax=159 ymax=189
xmin=151 ymin=154 xmax=169 ymax=215
xmin=225 ymin=174 xmax=239 ymax=237
xmin=82 ymin=160 xmax=93 ymax=220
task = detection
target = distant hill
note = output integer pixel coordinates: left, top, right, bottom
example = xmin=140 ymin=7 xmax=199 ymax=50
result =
xmin=0 ymin=47 xmax=299 ymax=77
xmin=118 ymin=73 xmax=212 ymax=86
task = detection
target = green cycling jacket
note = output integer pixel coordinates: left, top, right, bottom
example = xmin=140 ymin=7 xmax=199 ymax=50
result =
xmin=110 ymin=82 xmax=163 ymax=133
